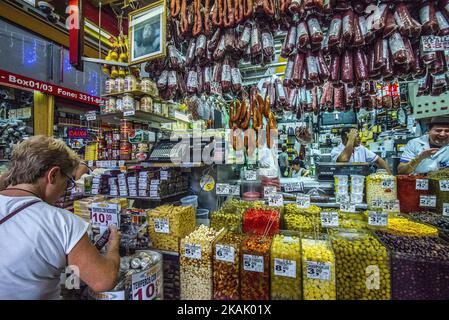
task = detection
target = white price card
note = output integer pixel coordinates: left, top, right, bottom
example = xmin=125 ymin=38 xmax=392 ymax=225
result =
xmin=368 ymin=211 xmax=389 ymax=227
xmin=160 ymin=171 xmax=168 ymax=180
xmin=243 ymin=254 xmax=264 ymax=273
xmin=131 ymin=269 xmax=160 ymax=301
xmin=440 ymin=180 xmax=449 ymax=192
xmin=385 ymin=200 xmax=400 ymax=212
xmin=420 ymin=195 xmax=437 ymax=208
xmin=296 ymin=194 xmax=311 ymax=208
xmin=279 ymin=134 xmax=288 ymax=140
xmin=416 ymin=179 xmax=429 ymax=191
xmin=184 ymin=243 xmax=202 ymax=260
xmin=443 ymin=203 xmax=449 ymax=217
xmin=86 ymin=111 xmax=96 ymax=121
xmin=91 ymin=203 xmax=120 ymax=229
xmin=371 ymin=199 xmax=384 ymax=208
xmin=229 ymin=185 xmax=241 ymax=196
xmin=244 ymin=170 xmax=257 ymax=181
xmin=216 ymin=244 xmax=235 ymax=263
xmin=274 ymin=258 xmax=296 ymax=278
xmin=268 ymin=193 xmax=284 ymax=207
xmin=340 ymin=201 xmax=356 ymax=213
xmin=284 ymin=182 xmax=304 ymax=192
xmin=87 ymin=161 xmax=94 ymax=167
xmin=428 ymin=195 xmax=437 ymax=208
xmin=264 ymin=186 xmax=277 ymax=199
xmin=306 ymin=261 xmax=331 ymax=281
xmin=336 ymin=193 xmax=350 ymax=204
xmin=381 ymin=179 xmax=395 ymax=189
xmin=124 ymin=110 xmax=135 ymax=117
xmin=153 ymin=218 xmax=170 ymax=234
xmin=118 ymin=160 xmax=125 ymax=167
xmin=321 ymin=211 xmax=339 ymax=228
xmin=216 ymin=183 xmax=231 ymax=195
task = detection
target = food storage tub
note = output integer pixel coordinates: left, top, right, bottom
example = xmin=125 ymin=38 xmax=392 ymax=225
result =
xmin=147 ymin=205 xmax=196 ymax=252
xmin=180 ymin=195 xmax=198 ymax=210
xmin=270 ymin=233 xmax=302 ymax=300
xmin=213 ymin=232 xmax=242 ymax=300
xmin=284 ymin=204 xmax=321 ymax=233
xmin=334 ymin=175 xmax=349 ymax=196
xmin=180 ymin=225 xmax=225 ymax=300
xmin=375 ymin=232 xmax=449 ymax=300
xmin=429 ymin=177 xmax=449 ymax=215
xmin=301 ymin=237 xmax=336 ymax=300
xmin=243 ymin=208 xmax=280 ymax=236
xmin=397 ymin=175 xmax=429 ymax=213
xmin=240 ymin=234 xmax=272 ymax=300
xmin=196 ymin=208 xmax=210 ymax=227
xmin=366 ymin=169 xmax=397 ymax=207
xmin=330 ymin=229 xmax=391 ymax=300
xmin=210 ymin=206 xmax=244 ymax=234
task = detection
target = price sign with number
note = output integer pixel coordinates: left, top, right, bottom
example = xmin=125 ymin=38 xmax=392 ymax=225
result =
xmin=264 ymin=186 xmax=277 ymax=199
xmin=336 ymin=193 xmax=350 ymax=204
xmin=131 ymin=270 xmax=159 ymax=301
xmin=440 ymin=180 xmax=449 ymax=191
xmin=368 ymin=211 xmax=388 ymax=227
xmin=385 ymin=200 xmax=400 ymax=212
xmin=86 ymin=111 xmax=96 ymax=121
xmin=229 ymin=185 xmax=240 ymax=196
xmin=340 ymin=201 xmax=356 ymax=213
xmin=296 ymin=194 xmax=311 ymax=208
xmin=280 ymin=134 xmax=288 ymax=140
xmin=91 ymin=202 xmax=120 ymax=229
xmin=124 ymin=110 xmax=136 ymax=117
xmin=382 ymin=179 xmax=395 ymax=189
xmin=153 ymin=218 xmax=169 ymax=234
xmin=245 ymin=170 xmax=257 ymax=181
xmin=443 ymin=203 xmax=449 ymax=217
xmin=274 ymin=258 xmax=296 ymax=278
xmin=243 ymin=254 xmax=264 ymax=272
xmin=306 ymin=261 xmax=331 ymax=281
xmin=184 ymin=243 xmax=202 ymax=260
xmin=321 ymin=211 xmax=339 ymax=228
xmin=216 ymin=244 xmax=235 ymax=263
xmin=118 ymin=160 xmax=125 ymax=167
xmin=371 ymin=199 xmax=384 ymax=208
xmin=268 ymin=193 xmax=284 ymax=207
xmin=420 ymin=195 xmax=437 ymax=208
xmin=416 ymin=179 xmax=429 ymax=191
xmin=428 ymin=195 xmax=437 ymax=208
xmin=284 ymin=182 xmax=304 ymax=192
xmin=216 ymin=183 xmax=231 ymax=195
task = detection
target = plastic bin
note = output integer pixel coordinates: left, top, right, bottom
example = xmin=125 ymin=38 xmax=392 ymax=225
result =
xmin=181 ymin=195 xmax=198 ymax=209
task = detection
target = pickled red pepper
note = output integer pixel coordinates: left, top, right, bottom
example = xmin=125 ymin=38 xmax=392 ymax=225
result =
xmin=243 ymin=208 xmax=280 ymax=236
xmin=397 ymin=175 xmax=428 ymax=213
xmin=240 ymin=235 xmax=272 ymax=300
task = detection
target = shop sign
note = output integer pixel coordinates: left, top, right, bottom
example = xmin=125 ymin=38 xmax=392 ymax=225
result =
xmin=0 ymin=69 xmax=104 ymax=107
xmin=68 ymin=127 xmax=88 ymax=139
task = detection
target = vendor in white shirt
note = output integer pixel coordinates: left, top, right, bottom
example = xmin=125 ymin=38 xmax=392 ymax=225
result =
xmin=331 ymin=128 xmax=392 ymax=174
xmin=398 ymin=117 xmax=449 ymax=174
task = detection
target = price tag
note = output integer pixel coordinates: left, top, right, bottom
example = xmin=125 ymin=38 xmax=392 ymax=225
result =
xmin=124 ymin=110 xmax=135 ymax=117
xmin=216 ymin=183 xmax=231 ymax=195
xmin=440 ymin=180 xmax=449 ymax=192
xmin=184 ymin=243 xmax=202 ymax=260
xmin=284 ymin=182 xmax=304 ymax=192
xmin=296 ymin=194 xmax=311 ymax=208
xmin=368 ymin=211 xmax=389 ymax=227
xmin=274 ymin=258 xmax=296 ymax=278
xmin=416 ymin=179 xmax=429 ymax=191
xmin=86 ymin=112 xmax=96 ymax=121
xmin=215 ymin=244 xmax=235 ymax=263
xmin=321 ymin=211 xmax=339 ymax=228
xmin=443 ymin=203 xmax=449 ymax=217
xmin=245 ymin=170 xmax=257 ymax=181
xmin=87 ymin=161 xmax=94 ymax=167
xmin=306 ymin=261 xmax=331 ymax=281
xmin=131 ymin=269 xmax=159 ymax=301
xmin=428 ymin=195 xmax=437 ymax=208
xmin=371 ymin=199 xmax=384 ymax=208
xmin=160 ymin=171 xmax=168 ymax=181
xmin=336 ymin=193 xmax=350 ymax=204
xmin=340 ymin=201 xmax=356 ymax=213
xmin=91 ymin=203 xmax=120 ymax=229
xmin=229 ymin=185 xmax=240 ymax=196
xmin=381 ymin=179 xmax=395 ymax=189
xmin=153 ymin=218 xmax=170 ymax=234
xmin=243 ymin=254 xmax=264 ymax=273
xmin=264 ymin=186 xmax=277 ymax=199
xmin=118 ymin=160 xmax=125 ymax=167
xmin=268 ymin=193 xmax=284 ymax=207
xmin=279 ymin=134 xmax=288 ymax=140
xmin=210 ymin=81 xmax=222 ymax=95
xmin=385 ymin=200 xmax=400 ymax=212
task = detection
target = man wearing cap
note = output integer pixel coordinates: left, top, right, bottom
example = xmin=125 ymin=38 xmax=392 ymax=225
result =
xmin=398 ymin=117 xmax=449 ymax=174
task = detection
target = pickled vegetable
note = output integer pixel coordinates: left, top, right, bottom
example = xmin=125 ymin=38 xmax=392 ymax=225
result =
xmin=240 ymin=235 xmax=272 ymax=300
xmin=270 ymin=234 xmax=301 ymax=300
xmin=210 ymin=208 xmax=243 ymax=233
xmin=331 ymin=230 xmax=391 ymax=300
xmin=302 ymin=238 xmax=336 ymax=300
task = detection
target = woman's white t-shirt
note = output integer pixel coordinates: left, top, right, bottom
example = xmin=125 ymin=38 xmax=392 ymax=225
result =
xmin=0 ymin=195 xmax=89 ymax=300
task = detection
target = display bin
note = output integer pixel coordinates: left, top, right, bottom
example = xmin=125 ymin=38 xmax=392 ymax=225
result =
xmin=301 ymin=236 xmax=337 ymax=300
xmin=243 ymin=208 xmax=280 ymax=236
xmin=386 ymin=216 xmax=439 ymax=237
xmin=366 ymin=170 xmax=397 ymax=207
xmin=408 ymin=212 xmax=449 ymax=239
xmin=180 ymin=225 xmax=225 ymax=300
xmin=375 ymin=232 xmax=449 ymax=300
xmin=240 ymin=234 xmax=272 ymax=300
xmin=147 ymin=205 xmax=196 ymax=252
xmin=163 ymin=254 xmax=180 ymax=300
xmin=284 ymin=204 xmax=322 ymax=233
xmin=429 ymin=177 xmax=449 ymax=216
xmin=213 ymin=232 xmax=242 ymax=300
xmin=270 ymin=232 xmax=302 ymax=300
xmin=330 ymin=229 xmax=391 ymax=300
xmin=210 ymin=200 xmax=244 ymax=233
xmin=397 ymin=175 xmax=429 ymax=213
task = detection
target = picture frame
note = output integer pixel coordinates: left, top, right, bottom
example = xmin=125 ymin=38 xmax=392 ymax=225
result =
xmin=128 ymin=0 xmax=166 ymax=66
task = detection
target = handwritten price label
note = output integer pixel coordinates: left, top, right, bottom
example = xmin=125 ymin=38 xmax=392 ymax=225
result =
xmin=320 ymin=211 xmax=339 ymax=228
xmin=243 ymin=254 xmax=264 ymax=273
xmin=184 ymin=243 xmax=202 ymax=260
xmin=274 ymin=258 xmax=296 ymax=278
xmin=416 ymin=179 xmax=429 ymax=191
xmin=368 ymin=211 xmax=388 ymax=227
xmin=306 ymin=261 xmax=331 ymax=281
xmin=216 ymin=244 xmax=235 ymax=263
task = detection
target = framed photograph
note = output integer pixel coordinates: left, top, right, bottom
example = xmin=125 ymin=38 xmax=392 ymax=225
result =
xmin=128 ymin=0 xmax=166 ymax=65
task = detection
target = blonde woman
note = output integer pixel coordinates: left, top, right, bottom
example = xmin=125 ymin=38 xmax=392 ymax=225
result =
xmin=0 ymin=136 xmax=120 ymax=299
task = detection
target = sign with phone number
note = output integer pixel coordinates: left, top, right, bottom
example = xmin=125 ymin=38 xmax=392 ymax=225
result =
xmin=0 ymin=69 xmax=105 ymax=107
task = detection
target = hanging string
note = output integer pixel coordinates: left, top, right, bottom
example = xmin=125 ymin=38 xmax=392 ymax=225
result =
xmin=98 ymin=1 xmax=102 ymax=59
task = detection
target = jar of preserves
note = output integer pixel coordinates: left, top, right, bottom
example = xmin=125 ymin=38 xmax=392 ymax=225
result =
xmin=123 ymin=94 xmax=135 ymax=111
xmin=124 ymin=74 xmax=137 ymax=92
xmin=366 ymin=169 xmax=397 ymax=207
xmin=115 ymin=77 xmax=125 ymax=93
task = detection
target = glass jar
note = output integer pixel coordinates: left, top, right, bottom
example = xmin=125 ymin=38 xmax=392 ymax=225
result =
xmin=141 ymin=96 xmax=153 ymax=113
xmin=123 ymin=94 xmax=135 ymax=111
xmin=115 ymin=77 xmax=125 ymax=93
xmin=330 ymin=229 xmax=391 ymax=300
xmin=124 ymin=74 xmax=137 ymax=92
xmin=106 ymin=98 xmax=116 ymax=114
xmin=140 ymin=77 xmax=152 ymax=93
xmin=105 ymin=78 xmax=115 ymax=94
xmin=366 ymin=169 xmax=397 ymax=207
xmin=116 ymin=98 xmax=123 ymax=112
